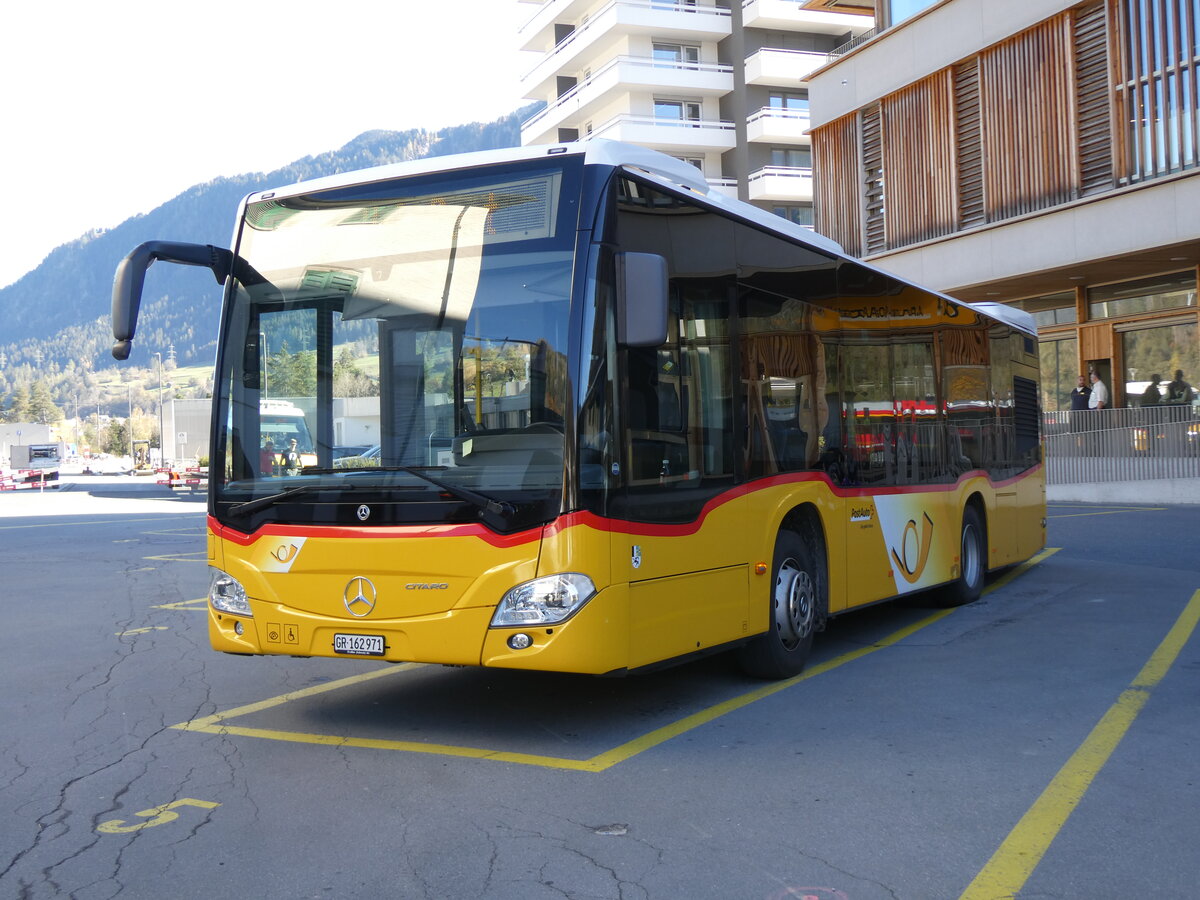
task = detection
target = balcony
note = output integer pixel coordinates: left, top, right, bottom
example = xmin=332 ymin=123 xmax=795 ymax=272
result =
xmin=744 ymin=48 xmax=828 ymax=86
xmin=747 ymin=165 xmax=814 ymax=202
xmin=520 ymin=0 xmax=732 ymax=56
xmin=742 ymin=0 xmax=873 ymax=34
xmin=746 ymin=107 xmax=812 ymax=143
xmin=522 ymin=56 xmax=733 ymax=145
xmin=584 ymin=114 xmax=737 ymax=152
xmin=706 ymin=178 xmax=740 ymax=198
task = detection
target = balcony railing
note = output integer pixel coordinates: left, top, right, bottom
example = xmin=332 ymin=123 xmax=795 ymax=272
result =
xmin=522 ymin=55 xmax=733 ymax=134
xmin=744 ymin=47 xmax=828 ymax=85
xmin=828 ymin=24 xmax=881 ymax=59
xmin=522 ymin=0 xmax=731 ymax=62
xmin=746 ymin=106 xmax=812 ymax=142
xmin=582 ymin=113 xmax=737 ymax=149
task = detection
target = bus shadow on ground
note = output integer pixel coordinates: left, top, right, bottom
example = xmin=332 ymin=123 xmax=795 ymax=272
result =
xmin=223 ymin=600 xmax=946 ymax=762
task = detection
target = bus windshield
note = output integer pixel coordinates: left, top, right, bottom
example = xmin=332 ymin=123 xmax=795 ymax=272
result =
xmin=212 ymin=157 xmax=582 ymax=531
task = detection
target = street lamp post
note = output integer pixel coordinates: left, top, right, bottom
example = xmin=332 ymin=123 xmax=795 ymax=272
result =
xmin=154 ymin=352 xmax=165 ymax=467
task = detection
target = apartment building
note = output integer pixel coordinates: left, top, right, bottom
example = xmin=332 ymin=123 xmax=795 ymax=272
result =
xmin=808 ymin=0 xmax=1200 ymax=411
xmin=517 ymin=0 xmax=874 ymax=227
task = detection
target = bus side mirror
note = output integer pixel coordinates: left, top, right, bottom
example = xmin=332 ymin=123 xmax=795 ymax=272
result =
xmin=615 ymin=252 xmax=668 ymax=348
xmin=111 ymin=241 xmax=235 ymax=360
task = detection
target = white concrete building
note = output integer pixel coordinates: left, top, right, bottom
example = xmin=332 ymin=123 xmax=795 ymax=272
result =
xmin=517 ymin=0 xmax=874 ymax=226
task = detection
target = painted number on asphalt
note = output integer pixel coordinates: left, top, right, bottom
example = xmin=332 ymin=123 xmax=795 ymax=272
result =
xmin=96 ymin=798 xmax=220 ymax=834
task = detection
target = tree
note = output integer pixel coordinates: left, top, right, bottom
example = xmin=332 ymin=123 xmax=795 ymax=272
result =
xmin=102 ymin=419 xmax=129 ymax=456
xmin=267 ymin=345 xmax=317 ymax=398
xmin=7 ymin=383 xmax=31 ymax=423
xmin=333 ymin=347 xmax=380 ymax=398
xmin=28 ymin=380 xmax=63 ymax=424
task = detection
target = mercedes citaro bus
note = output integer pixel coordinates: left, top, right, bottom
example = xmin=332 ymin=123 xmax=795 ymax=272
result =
xmin=111 ymin=141 xmax=1044 ymax=679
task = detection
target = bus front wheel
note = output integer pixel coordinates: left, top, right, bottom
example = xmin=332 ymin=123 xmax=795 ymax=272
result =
xmin=737 ymin=528 xmax=820 ymax=679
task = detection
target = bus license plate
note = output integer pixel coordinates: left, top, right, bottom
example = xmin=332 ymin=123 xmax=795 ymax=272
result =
xmin=333 ymin=633 xmax=385 ymax=656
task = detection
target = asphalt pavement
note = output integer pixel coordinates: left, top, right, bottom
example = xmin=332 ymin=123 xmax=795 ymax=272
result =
xmin=1 ymin=492 xmax=1197 ymax=899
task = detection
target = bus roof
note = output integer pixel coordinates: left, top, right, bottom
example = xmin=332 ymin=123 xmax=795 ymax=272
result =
xmin=243 ymin=140 xmax=1036 ymax=338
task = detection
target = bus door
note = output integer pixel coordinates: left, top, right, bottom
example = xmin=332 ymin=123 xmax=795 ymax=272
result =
xmin=617 ymin=291 xmax=749 ymax=668
xmin=836 ymin=338 xmax=900 ymax=609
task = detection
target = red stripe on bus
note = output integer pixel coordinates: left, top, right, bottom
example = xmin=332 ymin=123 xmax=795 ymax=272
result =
xmin=208 ymin=464 xmax=1041 ymax=545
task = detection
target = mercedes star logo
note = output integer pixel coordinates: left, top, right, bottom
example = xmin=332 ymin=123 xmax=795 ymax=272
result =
xmin=357 ymin=504 xmax=371 ymax=521
xmin=343 ymin=576 xmax=378 ymax=617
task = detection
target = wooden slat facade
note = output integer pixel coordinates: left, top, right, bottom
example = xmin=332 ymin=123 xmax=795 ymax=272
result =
xmin=813 ymin=1 xmax=1199 ymax=256
xmin=981 ymin=14 xmax=1078 ymax=220
xmin=880 ymin=71 xmax=957 ymax=246
xmin=811 ymin=112 xmax=862 ymax=254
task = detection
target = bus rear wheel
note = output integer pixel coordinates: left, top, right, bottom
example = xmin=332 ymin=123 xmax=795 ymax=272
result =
xmin=933 ymin=504 xmax=986 ymax=608
xmin=737 ymin=529 xmax=820 ymax=679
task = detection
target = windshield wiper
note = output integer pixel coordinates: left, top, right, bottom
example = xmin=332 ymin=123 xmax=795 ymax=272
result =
xmin=227 ymin=481 xmax=358 ymax=517
xmin=226 ymin=467 xmax=515 ymax=529
xmin=384 ymin=465 xmax=515 ymax=530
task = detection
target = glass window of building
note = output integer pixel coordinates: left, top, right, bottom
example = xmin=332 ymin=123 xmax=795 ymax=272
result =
xmin=1012 ymin=291 xmax=1077 ymax=329
xmin=1038 ymin=336 xmax=1079 ymax=412
xmin=655 ymin=99 xmax=702 ymax=123
xmin=653 ymin=42 xmax=700 ymax=67
xmin=1121 ymin=322 xmax=1200 ymax=407
xmin=768 ymin=90 xmax=810 ymax=112
xmin=772 ymin=205 xmax=814 ymax=226
xmin=1088 ymin=271 xmax=1197 ymax=319
xmin=884 ymin=0 xmax=940 ymax=27
xmin=770 ymin=147 xmax=812 ymax=168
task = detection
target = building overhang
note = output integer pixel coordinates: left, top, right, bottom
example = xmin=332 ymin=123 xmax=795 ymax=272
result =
xmin=857 ymin=172 xmax=1200 ymax=303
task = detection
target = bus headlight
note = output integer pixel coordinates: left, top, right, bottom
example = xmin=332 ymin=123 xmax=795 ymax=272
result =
xmin=491 ymin=573 xmax=596 ymax=627
xmin=209 ymin=567 xmax=252 ymax=617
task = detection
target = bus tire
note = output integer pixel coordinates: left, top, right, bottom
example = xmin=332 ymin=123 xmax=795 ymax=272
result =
xmin=933 ymin=503 xmax=986 ymax=608
xmin=737 ymin=528 xmax=821 ymax=679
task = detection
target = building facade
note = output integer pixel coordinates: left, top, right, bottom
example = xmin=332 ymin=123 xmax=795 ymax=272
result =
xmin=808 ymin=0 xmax=1200 ymax=411
xmin=517 ymin=0 xmax=874 ymax=226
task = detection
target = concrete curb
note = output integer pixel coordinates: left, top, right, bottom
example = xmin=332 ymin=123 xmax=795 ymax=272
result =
xmin=1046 ymin=479 xmax=1200 ymax=505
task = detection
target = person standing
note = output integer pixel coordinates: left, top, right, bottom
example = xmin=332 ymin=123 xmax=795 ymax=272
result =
xmin=1088 ymin=371 xmax=1108 ymax=409
xmin=1166 ymin=369 xmax=1194 ymax=404
xmin=283 ymin=438 xmax=302 ymax=475
xmin=1069 ymin=375 xmax=1091 ymax=410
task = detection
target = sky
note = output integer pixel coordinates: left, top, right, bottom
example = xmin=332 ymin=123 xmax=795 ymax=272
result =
xmin=0 ymin=1 xmax=535 ymax=289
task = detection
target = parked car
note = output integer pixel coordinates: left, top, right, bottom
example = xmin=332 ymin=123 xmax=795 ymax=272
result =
xmin=333 ymin=444 xmax=380 ymax=468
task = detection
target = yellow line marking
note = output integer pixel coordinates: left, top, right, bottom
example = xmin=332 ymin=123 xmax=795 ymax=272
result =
xmin=144 ymin=551 xmax=207 ymax=562
xmin=116 ymin=626 xmax=170 ymax=636
xmin=1046 ymin=504 xmax=1168 ymax=519
xmin=153 ymin=598 xmax=209 ymax=611
xmin=960 ymin=588 xmax=1200 ymax=900
xmin=97 ymin=798 xmax=220 ymax=834
xmin=172 ymin=547 xmax=1059 ymax=771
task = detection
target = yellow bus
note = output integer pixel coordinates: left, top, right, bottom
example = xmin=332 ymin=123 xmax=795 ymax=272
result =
xmin=111 ymin=141 xmax=1045 ymax=679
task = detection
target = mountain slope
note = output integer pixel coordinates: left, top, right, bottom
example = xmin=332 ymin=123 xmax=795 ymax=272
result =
xmin=0 ymin=106 xmax=536 ymax=379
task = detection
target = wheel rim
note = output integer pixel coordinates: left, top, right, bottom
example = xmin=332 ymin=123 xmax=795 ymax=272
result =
xmin=774 ymin=556 xmax=815 ymax=650
xmin=961 ymin=522 xmax=982 ymax=587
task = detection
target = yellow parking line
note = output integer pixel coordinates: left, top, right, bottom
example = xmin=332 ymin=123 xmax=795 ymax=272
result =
xmin=1047 ymin=505 xmax=1167 ymax=518
xmin=960 ymin=588 xmax=1200 ymax=900
xmin=171 ymin=548 xmax=1059 ymax=772
xmin=144 ymin=551 xmax=207 ymax=562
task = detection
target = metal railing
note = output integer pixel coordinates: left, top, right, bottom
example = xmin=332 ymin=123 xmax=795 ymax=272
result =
xmin=583 ymin=113 xmax=736 ymax=140
xmin=828 ymin=24 xmax=881 ymax=59
xmin=522 ymin=54 xmax=733 ymax=132
xmin=1043 ymin=406 xmax=1200 ymax=484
